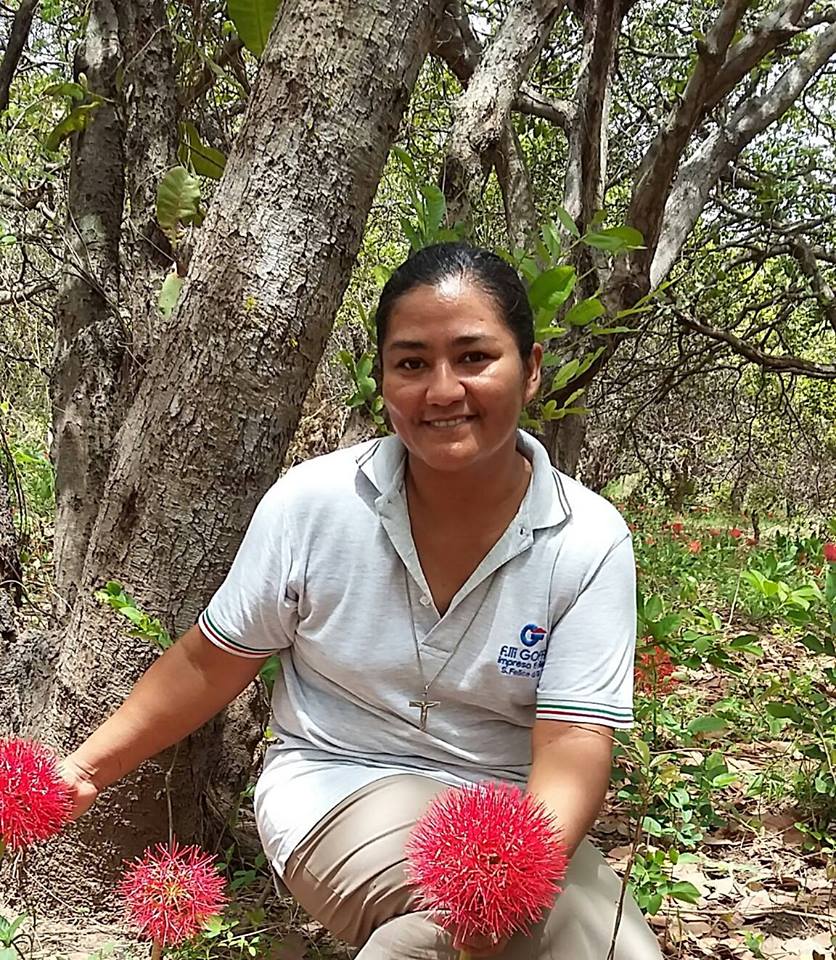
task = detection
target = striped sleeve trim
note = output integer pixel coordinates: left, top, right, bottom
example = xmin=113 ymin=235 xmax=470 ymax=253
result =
xmin=536 ymin=699 xmax=633 ymax=728
xmin=198 ymin=609 xmax=276 ymax=660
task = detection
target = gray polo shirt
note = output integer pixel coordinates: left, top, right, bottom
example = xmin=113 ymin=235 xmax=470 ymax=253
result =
xmin=199 ymin=431 xmax=635 ymax=873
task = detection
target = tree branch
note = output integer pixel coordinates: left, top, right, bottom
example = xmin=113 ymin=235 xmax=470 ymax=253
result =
xmin=652 ymin=17 xmax=836 ymax=286
xmin=703 ymin=0 xmax=813 ymax=114
xmin=0 ymin=279 xmax=53 ymax=305
xmin=628 ymin=0 xmax=752 ymax=278
xmin=673 ymin=307 xmax=836 ymax=380
xmin=0 ymin=0 xmax=37 ymax=115
xmin=441 ymin=0 xmax=567 ymax=244
xmin=563 ymin=0 xmax=623 ymax=231
xmin=432 ymin=2 xmax=574 ymax=129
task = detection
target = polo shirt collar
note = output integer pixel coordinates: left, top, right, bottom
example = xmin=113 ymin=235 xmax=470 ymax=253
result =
xmin=357 ymin=430 xmax=568 ymax=532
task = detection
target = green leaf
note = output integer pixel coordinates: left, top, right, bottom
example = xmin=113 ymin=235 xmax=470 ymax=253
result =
xmin=687 ymin=715 xmax=726 ymax=735
xmin=158 ymin=272 xmax=184 ymax=319
xmin=588 ymin=323 xmax=633 ymax=335
xmin=45 ymin=101 xmax=101 ymax=151
xmin=420 ymin=183 xmax=446 ymax=236
xmin=550 ymin=359 xmax=579 ymax=393
xmin=156 ymin=166 xmax=202 ymax=241
xmin=583 ymin=225 xmax=645 ymax=252
xmin=554 ymin=205 xmax=580 ymax=238
xmin=228 ymin=0 xmax=281 ymax=56
xmin=668 ymin=881 xmax=701 ymax=904
xmin=711 ymin=772 xmax=738 ymax=788
xmin=178 ymin=121 xmax=227 ymax=179
xmin=528 ymin=266 xmax=576 ymax=311
xmin=44 ymin=81 xmax=86 ymax=100
xmin=391 ymin=146 xmax=415 ymax=177
xmin=564 ymin=298 xmax=605 ymax=327
xmin=765 ymin=702 xmax=801 ymax=722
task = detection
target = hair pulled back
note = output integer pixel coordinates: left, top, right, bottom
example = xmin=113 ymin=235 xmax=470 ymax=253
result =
xmin=375 ymin=242 xmax=534 ymax=360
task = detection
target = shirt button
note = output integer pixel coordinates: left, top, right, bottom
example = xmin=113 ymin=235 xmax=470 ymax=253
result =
xmin=420 ymin=595 xmax=431 ymax=606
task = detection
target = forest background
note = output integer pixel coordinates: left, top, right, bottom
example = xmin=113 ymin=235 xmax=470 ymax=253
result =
xmin=1 ymin=0 xmax=835 ymax=958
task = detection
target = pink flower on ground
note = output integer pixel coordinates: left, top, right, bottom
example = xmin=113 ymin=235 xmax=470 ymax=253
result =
xmin=729 ymin=527 xmax=743 ymax=539
xmin=120 ymin=840 xmax=227 ymax=947
xmin=0 ymin=738 xmax=72 ymax=852
xmin=824 ymin=542 xmax=836 ymax=564
xmin=406 ymin=783 xmax=568 ymax=946
xmin=687 ymin=540 xmax=702 ymax=554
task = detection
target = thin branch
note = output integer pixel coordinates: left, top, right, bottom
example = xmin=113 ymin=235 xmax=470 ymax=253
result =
xmin=673 ymin=307 xmax=836 ymax=380
xmin=0 ymin=0 xmax=38 ymax=115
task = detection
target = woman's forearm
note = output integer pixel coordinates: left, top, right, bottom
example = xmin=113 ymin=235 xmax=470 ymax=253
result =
xmin=526 ymin=722 xmax=613 ymax=857
xmin=66 ymin=624 xmax=267 ymax=790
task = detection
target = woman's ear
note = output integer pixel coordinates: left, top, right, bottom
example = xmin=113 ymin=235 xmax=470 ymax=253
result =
xmin=523 ymin=343 xmax=543 ymax=404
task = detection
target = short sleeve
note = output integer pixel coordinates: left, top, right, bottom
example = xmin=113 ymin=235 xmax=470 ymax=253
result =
xmin=198 ymin=481 xmax=296 ymax=659
xmin=536 ymin=534 xmax=635 ymax=728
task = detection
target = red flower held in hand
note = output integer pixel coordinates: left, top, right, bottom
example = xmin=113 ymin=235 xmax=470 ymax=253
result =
xmin=121 ymin=840 xmax=227 ymax=948
xmin=0 ymin=738 xmax=72 ymax=853
xmin=824 ymin=542 xmax=836 ymax=564
xmin=406 ymin=783 xmax=568 ymax=946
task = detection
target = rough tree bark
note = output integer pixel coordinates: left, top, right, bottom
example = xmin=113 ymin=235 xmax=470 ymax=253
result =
xmin=19 ymin=0 xmax=443 ymax=912
xmin=0 ymin=462 xmax=21 ymax=646
xmin=51 ymin=0 xmax=127 ymax=609
xmin=546 ymin=0 xmax=625 ymax=475
xmin=116 ymin=0 xmax=180 ymax=369
xmin=441 ymin=0 xmax=566 ymax=239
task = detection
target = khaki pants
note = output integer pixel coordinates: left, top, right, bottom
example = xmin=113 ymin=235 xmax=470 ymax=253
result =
xmin=282 ymin=775 xmax=662 ymax=959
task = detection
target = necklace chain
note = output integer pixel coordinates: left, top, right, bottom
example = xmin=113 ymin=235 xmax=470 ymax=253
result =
xmin=403 ymin=565 xmax=494 ymax=732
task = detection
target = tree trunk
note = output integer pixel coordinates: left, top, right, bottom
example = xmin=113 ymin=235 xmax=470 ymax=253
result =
xmin=51 ymin=0 xmax=127 ymax=610
xmin=116 ymin=0 xmax=179 ymax=370
xmin=21 ymin=0 xmax=443 ymax=913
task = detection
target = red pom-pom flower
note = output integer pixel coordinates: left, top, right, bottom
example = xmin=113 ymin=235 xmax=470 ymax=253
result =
xmin=0 ymin=738 xmax=72 ymax=853
xmin=405 ymin=783 xmax=568 ymax=946
xmin=120 ymin=840 xmax=227 ymax=948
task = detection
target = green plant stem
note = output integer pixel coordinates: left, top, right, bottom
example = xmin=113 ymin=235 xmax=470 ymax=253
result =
xmin=458 ymin=952 xmax=471 ymax=960
xmin=0 ymin=837 xmax=5 ymax=861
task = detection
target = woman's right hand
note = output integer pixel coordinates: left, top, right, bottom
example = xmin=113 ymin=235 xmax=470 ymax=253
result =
xmin=59 ymin=755 xmax=100 ymax=820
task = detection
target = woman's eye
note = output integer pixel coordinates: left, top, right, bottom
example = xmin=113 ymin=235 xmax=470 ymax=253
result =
xmin=397 ymin=358 xmax=424 ymax=370
xmin=462 ymin=351 xmax=489 ymax=363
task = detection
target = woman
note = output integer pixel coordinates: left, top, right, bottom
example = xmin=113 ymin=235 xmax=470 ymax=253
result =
xmin=62 ymin=243 xmax=661 ymax=959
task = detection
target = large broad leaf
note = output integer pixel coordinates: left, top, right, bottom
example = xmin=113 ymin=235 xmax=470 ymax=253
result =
xmin=44 ymin=101 xmax=101 ymax=151
xmin=178 ymin=121 xmax=226 ymax=180
xmin=156 ymin=166 xmax=202 ymax=241
xmin=229 ymin=0 xmax=281 ymax=56
xmin=583 ymin=225 xmax=645 ymax=252
xmin=528 ymin=266 xmax=576 ymax=311
xmin=564 ymin=297 xmax=605 ymax=327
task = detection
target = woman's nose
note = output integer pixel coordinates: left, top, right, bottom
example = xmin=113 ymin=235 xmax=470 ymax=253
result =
xmin=425 ymin=361 xmax=466 ymax=405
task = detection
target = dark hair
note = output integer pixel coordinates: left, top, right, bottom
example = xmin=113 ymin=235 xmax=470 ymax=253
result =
xmin=375 ymin=242 xmax=534 ymax=360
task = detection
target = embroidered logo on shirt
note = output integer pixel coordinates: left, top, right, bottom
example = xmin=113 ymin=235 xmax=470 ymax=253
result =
xmin=496 ymin=624 xmax=548 ymax=679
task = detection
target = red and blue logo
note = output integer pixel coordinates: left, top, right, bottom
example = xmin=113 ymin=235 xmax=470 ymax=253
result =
xmin=520 ymin=623 xmax=547 ymax=647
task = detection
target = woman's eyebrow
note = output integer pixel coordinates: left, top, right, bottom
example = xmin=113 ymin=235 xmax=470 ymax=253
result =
xmin=387 ymin=333 xmax=497 ymax=351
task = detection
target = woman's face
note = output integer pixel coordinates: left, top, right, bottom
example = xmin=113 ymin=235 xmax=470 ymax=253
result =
xmin=381 ymin=277 xmax=542 ymax=474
